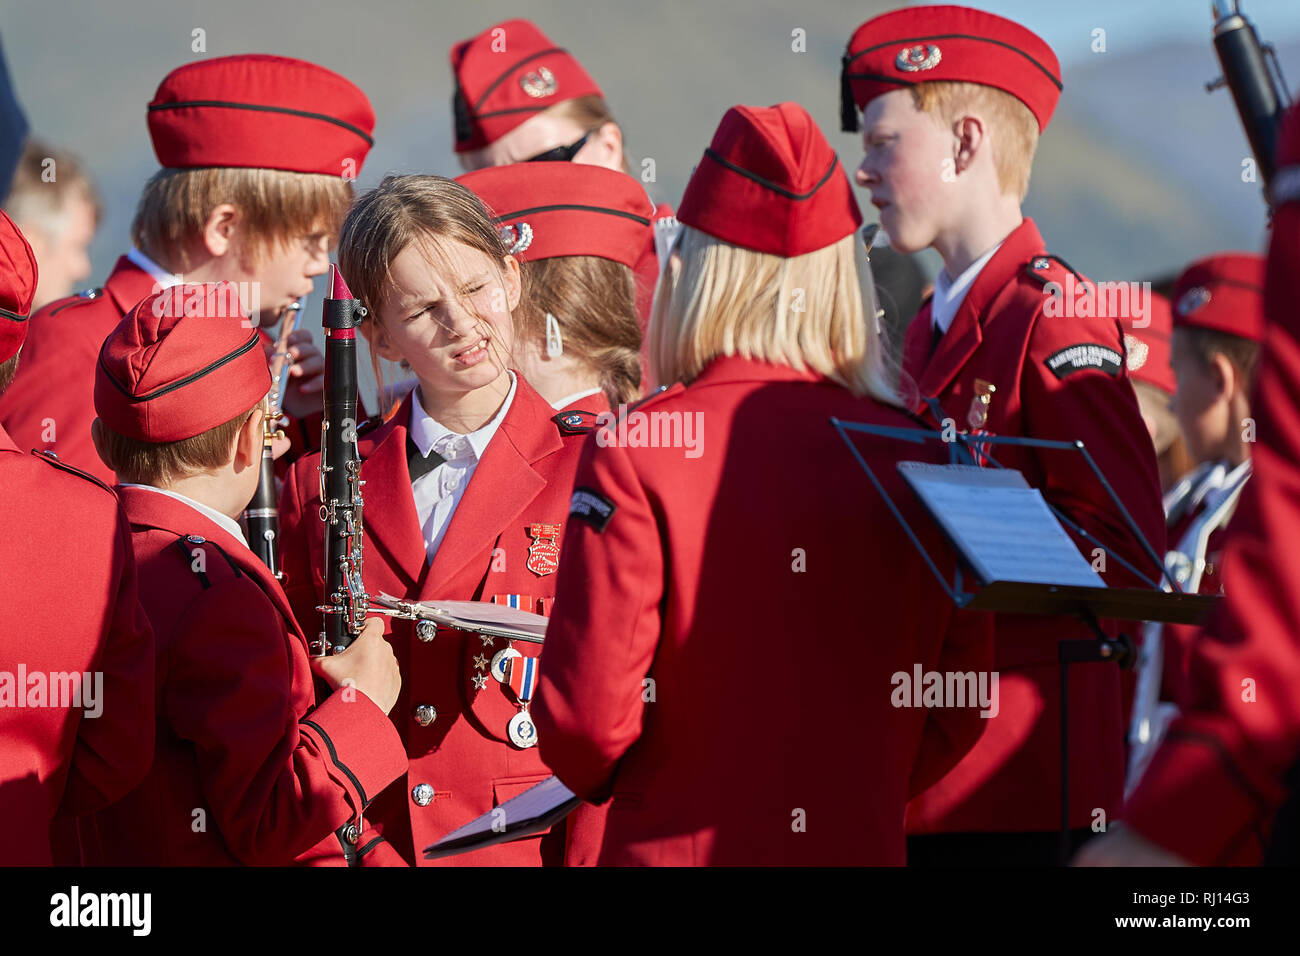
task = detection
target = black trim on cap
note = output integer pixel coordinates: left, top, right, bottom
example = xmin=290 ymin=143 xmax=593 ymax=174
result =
xmin=490 ymin=202 xmax=652 ymax=226
xmin=0 ymin=305 xmax=28 ymax=322
xmin=845 ymin=32 xmax=1062 ymax=89
xmin=841 ymin=54 xmax=860 ymax=132
xmin=453 ymin=85 xmax=474 ymax=143
xmin=98 ymin=330 xmax=262 ymax=403
xmin=471 ymin=47 xmax=566 ymax=110
xmin=148 ymin=99 xmax=375 ymax=146
xmin=700 ymin=149 xmax=839 ymax=201
xmin=473 ymin=104 xmax=552 ymax=122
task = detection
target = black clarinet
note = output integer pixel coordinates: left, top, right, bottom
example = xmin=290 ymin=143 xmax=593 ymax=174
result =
xmin=243 ymin=300 xmax=301 ymax=578
xmin=313 ymin=265 xmax=368 ymax=656
xmin=1209 ymin=0 xmax=1291 ymax=196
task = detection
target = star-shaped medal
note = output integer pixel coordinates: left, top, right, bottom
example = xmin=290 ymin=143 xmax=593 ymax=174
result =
xmin=479 ymin=634 xmax=495 ymax=647
xmin=471 ymin=674 xmax=488 ymax=691
xmin=472 ymin=654 xmax=489 ymax=671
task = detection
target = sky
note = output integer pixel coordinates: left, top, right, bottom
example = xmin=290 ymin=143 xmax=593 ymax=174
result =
xmin=962 ymin=0 xmax=1300 ymax=66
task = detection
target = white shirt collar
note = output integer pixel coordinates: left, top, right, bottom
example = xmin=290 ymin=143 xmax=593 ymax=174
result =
xmin=409 ymin=371 xmax=517 ymax=464
xmin=550 ymin=386 xmax=604 ymax=411
xmin=126 ymin=247 xmax=184 ymax=288
xmin=931 ymin=242 xmax=1004 ymax=335
xmin=119 ymin=483 xmax=249 ymax=546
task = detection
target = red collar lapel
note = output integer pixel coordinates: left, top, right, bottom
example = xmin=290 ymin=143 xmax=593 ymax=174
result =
xmin=418 ymin=374 xmax=557 ymax=598
xmin=914 ymin=218 xmax=1046 ymax=402
xmin=356 ymin=390 xmax=428 ymax=592
xmin=103 ymin=256 xmax=163 ymax=316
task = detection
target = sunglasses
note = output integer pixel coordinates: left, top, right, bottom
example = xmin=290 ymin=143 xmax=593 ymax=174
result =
xmin=525 ymin=130 xmax=593 ymax=163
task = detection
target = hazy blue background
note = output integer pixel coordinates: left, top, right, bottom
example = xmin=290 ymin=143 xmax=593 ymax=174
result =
xmin=3 ymin=0 xmax=1297 ymax=402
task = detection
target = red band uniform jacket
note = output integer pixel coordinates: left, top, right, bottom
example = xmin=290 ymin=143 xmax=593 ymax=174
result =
xmin=0 ymin=255 xmax=325 ymax=483
xmin=1121 ymin=170 xmax=1300 ymax=862
xmin=0 ymin=431 xmax=156 ymax=865
xmin=75 ymin=485 xmax=407 ymax=866
xmin=279 ymin=373 xmax=600 ymax=866
xmin=899 ymin=219 xmax=1166 ymax=834
xmin=0 ymin=256 xmax=155 ymax=484
xmin=532 ymin=357 xmax=995 ymax=865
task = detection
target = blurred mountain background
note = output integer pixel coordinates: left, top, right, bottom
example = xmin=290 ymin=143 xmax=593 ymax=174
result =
xmin=3 ymin=0 xmax=1297 ymax=403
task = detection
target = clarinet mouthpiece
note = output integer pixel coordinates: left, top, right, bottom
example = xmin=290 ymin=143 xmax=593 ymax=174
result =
xmin=329 ymin=263 xmax=354 ymax=301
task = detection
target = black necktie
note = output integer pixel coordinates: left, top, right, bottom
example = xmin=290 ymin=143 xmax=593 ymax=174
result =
xmin=406 ymin=435 xmax=447 ymax=484
xmin=930 ymin=321 xmax=944 ymax=358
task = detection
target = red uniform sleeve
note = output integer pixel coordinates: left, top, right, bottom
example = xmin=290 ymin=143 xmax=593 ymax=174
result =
xmin=1021 ymin=312 xmax=1167 ymax=587
xmin=1123 ymin=257 xmax=1300 ymax=862
xmin=909 ymin=607 xmax=995 ymax=797
xmin=164 ymin=576 xmax=406 ymax=866
xmin=534 ymin=435 xmax=665 ymax=801
xmin=56 ymin=505 xmax=156 ymax=816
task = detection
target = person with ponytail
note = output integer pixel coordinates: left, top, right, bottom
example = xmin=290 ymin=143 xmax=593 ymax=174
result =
xmin=457 ymin=161 xmax=651 ymax=414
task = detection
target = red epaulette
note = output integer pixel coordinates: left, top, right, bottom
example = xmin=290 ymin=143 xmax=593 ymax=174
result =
xmin=29 ymin=449 xmax=115 ymax=495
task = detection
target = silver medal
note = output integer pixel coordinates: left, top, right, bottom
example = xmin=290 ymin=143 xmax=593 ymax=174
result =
xmin=491 ymin=646 xmax=522 ymax=683
xmin=507 ymin=710 xmax=538 ymax=749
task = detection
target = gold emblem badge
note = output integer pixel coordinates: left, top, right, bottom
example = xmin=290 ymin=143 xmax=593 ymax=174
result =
xmin=967 ymin=379 xmax=997 ymax=430
xmin=526 ymin=523 xmax=562 ymax=577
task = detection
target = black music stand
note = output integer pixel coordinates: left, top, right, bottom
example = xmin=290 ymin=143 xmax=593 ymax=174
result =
xmin=830 ymin=416 xmax=1219 ymax=865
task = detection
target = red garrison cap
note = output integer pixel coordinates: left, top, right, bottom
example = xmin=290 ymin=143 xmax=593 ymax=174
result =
xmin=450 ymin=19 xmax=603 ymax=153
xmin=0 ymin=209 xmax=37 ymax=363
xmin=841 ymin=5 xmax=1062 ymax=133
xmin=148 ymin=54 xmax=375 ymax=175
xmin=1120 ymin=292 xmax=1175 ymax=394
xmin=676 ymin=102 xmax=862 ymax=258
xmin=1172 ymin=253 xmax=1265 ymax=344
xmin=456 ymin=162 xmax=654 ymax=267
xmin=95 ymin=283 xmax=271 ymax=443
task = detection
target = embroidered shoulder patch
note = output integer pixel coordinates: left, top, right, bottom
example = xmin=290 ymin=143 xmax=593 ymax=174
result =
xmin=551 ymin=409 xmax=600 ymax=435
xmin=1044 ymin=343 xmax=1122 ymax=380
xmin=570 ymin=487 xmax=616 ymax=532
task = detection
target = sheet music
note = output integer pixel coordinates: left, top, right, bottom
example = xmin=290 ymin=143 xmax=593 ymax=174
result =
xmin=897 ymin=462 xmax=1105 ymax=589
xmin=425 ymin=775 xmax=580 ymax=858
xmin=378 ymin=595 xmax=548 ymax=640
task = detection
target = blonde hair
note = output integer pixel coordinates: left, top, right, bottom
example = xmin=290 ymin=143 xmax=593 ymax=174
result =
xmin=5 ymin=139 xmax=102 ymax=235
xmin=337 ymin=174 xmax=518 ymax=413
xmin=911 ymin=81 xmax=1039 ymax=201
xmin=131 ymin=166 xmax=353 ymax=272
xmin=96 ymin=403 xmax=260 ymax=486
xmin=516 ymin=255 xmax=641 ymax=406
xmin=545 ymin=95 xmax=631 ymax=174
xmin=649 ymin=226 xmax=899 ymax=403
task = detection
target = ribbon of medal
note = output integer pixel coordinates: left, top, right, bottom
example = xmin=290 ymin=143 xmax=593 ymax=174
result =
xmin=966 ymin=379 xmax=997 ymax=467
xmin=505 ymin=656 xmax=540 ymax=748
